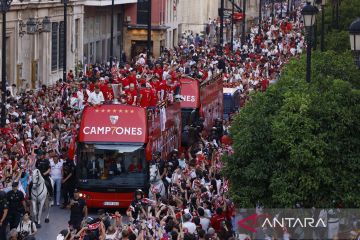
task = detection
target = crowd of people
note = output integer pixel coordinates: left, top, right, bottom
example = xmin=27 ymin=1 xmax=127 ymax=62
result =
xmin=0 ymin=1 xmax=310 ymax=240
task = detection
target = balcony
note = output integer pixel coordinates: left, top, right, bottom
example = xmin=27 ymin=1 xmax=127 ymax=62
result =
xmin=83 ymin=0 xmax=137 ymax=6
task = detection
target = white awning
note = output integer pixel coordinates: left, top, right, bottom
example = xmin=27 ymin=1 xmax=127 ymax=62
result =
xmin=223 ymin=88 xmax=240 ymax=95
xmin=83 ymin=0 xmax=137 ymax=6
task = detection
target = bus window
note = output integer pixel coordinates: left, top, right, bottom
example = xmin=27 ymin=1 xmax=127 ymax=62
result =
xmin=77 ymin=143 xmax=147 ymax=189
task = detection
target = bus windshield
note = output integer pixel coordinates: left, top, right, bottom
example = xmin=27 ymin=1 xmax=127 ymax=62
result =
xmin=76 ymin=143 xmax=147 ymax=190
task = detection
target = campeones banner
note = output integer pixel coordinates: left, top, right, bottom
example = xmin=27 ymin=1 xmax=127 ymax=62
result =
xmin=179 ymin=78 xmax=200 ymax=109
xmin=79 ymin=105 xmax=147 ymax=143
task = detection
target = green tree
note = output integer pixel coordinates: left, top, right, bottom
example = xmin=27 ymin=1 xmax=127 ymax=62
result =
xmin=223 ymin=51 xmax=360 ymax=208
xmin=316 ymin=0 xmax=360 ymax=52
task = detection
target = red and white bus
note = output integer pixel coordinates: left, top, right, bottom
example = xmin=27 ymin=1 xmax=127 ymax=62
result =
xmin=180 ymin=74 xmax=224 ymax=132
xmin=75 ymin=103 xmax=181 ymax=208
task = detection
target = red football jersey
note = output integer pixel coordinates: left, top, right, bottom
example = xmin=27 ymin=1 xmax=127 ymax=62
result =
xmin=139 ymin=88 xmax=152 ymax=108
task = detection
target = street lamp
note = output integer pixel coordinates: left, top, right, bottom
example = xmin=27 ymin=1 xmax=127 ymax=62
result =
xmin=349 ymin=18 xmax=360 ymax=68
xmin=63 ymin=0 xmax=68 ymax=82
xmin=287 ymin=0 xmax=290 ymax=15
xmin=110 ymin=0 xmax=114 ymax=69
xmin=0 ymin=0 xmax=12 ymax=128
xmin=317 ymin=0 xmax=327 ymax=52
xmin=219 ymin=0 xmax=224 ymax=55
xmin=230 ymin=1 xmax=234 ymax=52
xmin=312 ymin=0 xmax=320 ymax=50
xmin=301 ymin=1 xmax=318 ymax=83
xmin=147 ymin=0 xmax=152 ymax=64
xmin=258 ymin=0 xmax=262 ymax=35
xmin=241 ymin=0 xmax=246 ymax=45
xmin=271 ymin=0 xmax=274 ymax=23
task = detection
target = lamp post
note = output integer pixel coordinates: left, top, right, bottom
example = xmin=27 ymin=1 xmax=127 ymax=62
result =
xmin=258 ymin=0 xmax=262 ymax=35
xmin=349 ymin=18 xmax=360 ymax=68
xmin=301 ymin=2 xmax=318 ymax=83
xmin=147 ymin=0 xmax=152 ymax=64
xmin=241 ymin=0 xmax=246 ymax=45
xmin=335 ymin=0 xmax=339 ymax=29
xmin=312 ymin=0 xmax=320 ymax=51
xmin=110 ymin=0 xmax=114 ymax=69
xmin=319 ymin=0 xmax=326 ymax=51
xmin=63 ymin=0 xmax=67 ymax=82
xmin=231 ymin=1 xmax=234 ymax=52
xmin=0 ymin=0 xmax=12 ymax=128
xmin=287 ymin=0 xmax=290 ymax=15
xmin=271 ymin=0 xmax=274 ymax=23
xmin=219 ymin=0 xmax=224 ymax=55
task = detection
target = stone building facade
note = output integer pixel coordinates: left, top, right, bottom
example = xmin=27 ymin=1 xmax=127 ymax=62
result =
xmin=0 ymin=0 xmax=84 ymax=87
xmin=0 ymin=0 xmax=137 ymax=88
xmin=0 ymin=0 xmax=261 ymax=89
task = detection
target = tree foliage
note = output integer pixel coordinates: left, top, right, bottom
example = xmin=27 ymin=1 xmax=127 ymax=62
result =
xmin=223 ymin=51 xmax=360 ymax=208
xmin=317 ymin=0 xmax=360 ymax=52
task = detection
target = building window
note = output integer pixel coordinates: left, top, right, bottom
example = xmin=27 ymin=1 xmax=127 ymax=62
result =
xmin=51 ymin=21 xmax=65 ymax=72
xmin=137 ymin=0 xmax=148 ymax=25
xmin=117 ymin=13 xmax=123 ymax=31
xmin=51 ymin=22 xmax=58 ymax=71
xmin=59 ymin=21 xmax=65 ymax=68
xmin=75 ymin=19 xmax=80 ymax=50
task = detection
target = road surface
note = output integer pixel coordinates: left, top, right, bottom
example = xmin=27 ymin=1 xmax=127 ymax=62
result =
xmin=35 ymin=206 xmax=127 ymax=239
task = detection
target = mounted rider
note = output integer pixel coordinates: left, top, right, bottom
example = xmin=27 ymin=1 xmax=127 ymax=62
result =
xmin=29 ymin=152 xmax=54 ymax=203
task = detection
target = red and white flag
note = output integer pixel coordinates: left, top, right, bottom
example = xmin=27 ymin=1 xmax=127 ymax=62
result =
xmin=87 ymin=221 xmax=100 ymax=230
xmin=223 ymin=180 xmax=229 ymax=193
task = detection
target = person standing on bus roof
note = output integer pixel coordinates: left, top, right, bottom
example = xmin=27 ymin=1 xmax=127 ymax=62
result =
xmin=88 ymin=86 xmax=104 ymax=106
xmin=125 ymin=83 xmax=138 ymax=106
xmin=139 ymin=83 xmax=152 ymax=108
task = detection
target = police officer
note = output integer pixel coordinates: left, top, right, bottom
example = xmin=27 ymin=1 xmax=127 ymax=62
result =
xmin=7 ymin=182 xmax=26 ymax=229
xmin=168 ymin=149 xmax=179 ymax=172
xmin=151 ymin=152 xmax=167 ymax=182
xmin=127 ymin=189 xmax=145 ymax=222
xmin=210 ymin=127 xmax=219 ymax=143
xmin=196 ymin=117 xmax=205 ymax=132
xmin=215 ymin=118 xmax=223 ymax=139
xmin=0 ymin=191 xmax=8 ymax=240
xmin=35 ymin=153 xmax=54 ymax=200
xmin=61 ymin=158 xmax=76 ymax=208
xmin=151 ymin=152 xmax=165 ymax=175
xmin=69 ymin=189 xmax=87 ymax=232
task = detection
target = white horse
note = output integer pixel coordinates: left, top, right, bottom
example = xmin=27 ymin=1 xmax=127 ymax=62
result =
xmin=149 ymin=164 xmax=165 ymax=200
xmin=31 ymin=169 xmax=51 ymax=227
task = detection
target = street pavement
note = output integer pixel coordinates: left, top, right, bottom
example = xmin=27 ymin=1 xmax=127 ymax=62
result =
xmin=35 ymin=205 xmax=127 ymax=239
xmin=36 ymin=206 xmax=71 ymax=239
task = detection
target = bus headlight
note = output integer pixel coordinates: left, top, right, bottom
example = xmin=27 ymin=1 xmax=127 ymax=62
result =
xmin=79 ymin=193 xmax=89 ymax=199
